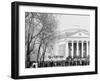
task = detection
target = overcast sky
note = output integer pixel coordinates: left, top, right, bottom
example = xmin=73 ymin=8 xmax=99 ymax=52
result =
xmin=55 ymin=14 xmax=90 ymax=33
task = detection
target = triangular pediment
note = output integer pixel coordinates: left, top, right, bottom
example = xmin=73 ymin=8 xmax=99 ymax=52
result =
xmin=70 ymin=31 xmax=89 ymax=38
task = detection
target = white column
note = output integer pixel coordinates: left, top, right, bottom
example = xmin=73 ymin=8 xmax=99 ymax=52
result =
xmin=77 ymin=41 xmax=79 ymax=57
xmin=87 ymin=41 xmax=88 ymax=57
xmin=72 ymin=41 xmax=73 ymax=58
xmin=82 ymin=41 xmax=83 ymax=58
xmin=88 ymin=41 xmax=90 ymax=57
xmin=66 ymin=41 xmax=69 ymax=58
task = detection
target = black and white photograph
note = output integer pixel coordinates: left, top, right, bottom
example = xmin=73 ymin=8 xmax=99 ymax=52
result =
xmin=25 ymin=12 xmax=90 ymax=68
xmin=11 ymin=2 xmax=97 ymax=79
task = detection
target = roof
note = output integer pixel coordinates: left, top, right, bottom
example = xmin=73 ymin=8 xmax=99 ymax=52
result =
xmin=54 ymin=28 xmax=89 ymax=40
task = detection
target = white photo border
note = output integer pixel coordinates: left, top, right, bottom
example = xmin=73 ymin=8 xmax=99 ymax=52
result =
xmin=19 ymin=5 xmax=96 ymax=76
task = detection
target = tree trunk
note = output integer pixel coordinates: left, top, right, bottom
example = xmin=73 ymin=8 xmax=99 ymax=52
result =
xmin=26 ymin=42 xmax=30 ymax=68
xmin=42 ymin=43 xmax=47 ymax=62
xmin=37 ymin=41 xmax=42 ymax=62
xmin=42 ymin=49 xmax=46 ymax=62
xmin=26 ymin=31 xmax=31 ymax=68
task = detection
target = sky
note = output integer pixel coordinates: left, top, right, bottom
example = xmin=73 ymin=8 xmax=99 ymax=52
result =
xmin=55 ymin=14 xmax=90 ymax=33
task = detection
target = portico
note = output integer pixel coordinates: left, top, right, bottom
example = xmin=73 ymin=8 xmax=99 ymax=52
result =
xmin=67 ymin=40 xmax=89 ymax=58
xmin=45 ymin=29 xmax=90 ymax=61
xmin=65 ymin=30 xmax=90 ymax=59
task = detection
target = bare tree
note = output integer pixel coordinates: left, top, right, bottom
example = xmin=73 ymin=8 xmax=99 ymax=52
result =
xmin=25 ymin=12 xmax=43 ymax=67
xmin=37 ymin=14 xmax=57 ymax=62
xmin=25 ymin=12 xmax=57 ymax=67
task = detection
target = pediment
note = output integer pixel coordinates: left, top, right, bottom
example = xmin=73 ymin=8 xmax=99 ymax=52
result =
xmin=70 ymin=31 xmax=89 ymax=38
